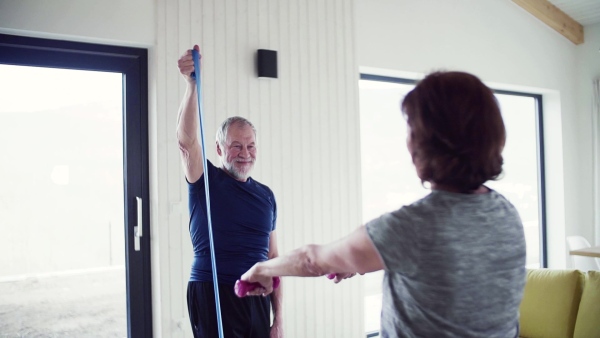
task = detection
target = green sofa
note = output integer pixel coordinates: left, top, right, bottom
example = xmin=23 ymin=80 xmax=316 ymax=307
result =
xmin=519 ymin=269 xmax=600 ymax=338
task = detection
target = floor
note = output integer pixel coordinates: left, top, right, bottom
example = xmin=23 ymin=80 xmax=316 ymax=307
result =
xmin=0 ymin=268 xmax=126 ymax=338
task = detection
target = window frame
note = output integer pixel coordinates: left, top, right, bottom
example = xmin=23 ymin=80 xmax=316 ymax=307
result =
xmin=0 ymin=33 xmax=152 ymax=337
xmin=359 ymin=73 xmax=548 ymax=267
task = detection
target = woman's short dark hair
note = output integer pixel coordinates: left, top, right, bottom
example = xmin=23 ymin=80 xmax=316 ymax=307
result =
xmin=401 ymin=71 xmax=506 ymax=191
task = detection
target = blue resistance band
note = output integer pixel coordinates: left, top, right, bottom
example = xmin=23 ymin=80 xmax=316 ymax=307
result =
xmin=192 ymin=49 xmax=224 ymax=338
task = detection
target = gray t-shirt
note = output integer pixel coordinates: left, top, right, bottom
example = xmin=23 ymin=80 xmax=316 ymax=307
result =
xmin=366 ymin=189 xmax=526 ymax=338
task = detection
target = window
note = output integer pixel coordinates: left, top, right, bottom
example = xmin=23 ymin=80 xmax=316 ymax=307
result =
xmin=359 ymin=74 xmax=546 ymax=334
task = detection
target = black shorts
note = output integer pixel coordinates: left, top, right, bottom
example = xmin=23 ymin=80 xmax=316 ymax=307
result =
xmin=187 ymin=281 xmax=271 ymax=338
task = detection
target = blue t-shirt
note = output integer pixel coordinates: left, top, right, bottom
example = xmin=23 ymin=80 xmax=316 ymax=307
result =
xmin=188 ymin=160 xmax=277 ymax=285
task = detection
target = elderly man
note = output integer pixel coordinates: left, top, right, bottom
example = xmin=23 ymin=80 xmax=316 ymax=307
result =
xmin=176 ymin=44 xmax=283 ymax=338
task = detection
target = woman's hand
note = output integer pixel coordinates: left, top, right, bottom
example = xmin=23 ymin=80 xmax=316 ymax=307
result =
xmin=239 ymin=263 xmax=274 ymax=296
xmin=327 ymin=272 xmax=357 ymax=284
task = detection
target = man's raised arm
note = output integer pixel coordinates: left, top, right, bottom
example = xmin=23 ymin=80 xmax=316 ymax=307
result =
xmin=176 ymin=45 xmax=204 ymax=183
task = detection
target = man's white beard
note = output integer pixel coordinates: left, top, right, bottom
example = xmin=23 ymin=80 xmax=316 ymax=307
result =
xmin=222 ymin=158 xmax=254 ymax=180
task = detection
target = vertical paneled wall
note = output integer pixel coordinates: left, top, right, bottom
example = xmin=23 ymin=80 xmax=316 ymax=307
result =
xmin=155 ymin=0 xmax=362 ymax=337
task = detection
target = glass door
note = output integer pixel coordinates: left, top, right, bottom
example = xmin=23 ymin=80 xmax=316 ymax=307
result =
xmin=0 ymin=65 xmax=126 ymax=336
xmin=0 ymin=34 xmax=151 ymax=338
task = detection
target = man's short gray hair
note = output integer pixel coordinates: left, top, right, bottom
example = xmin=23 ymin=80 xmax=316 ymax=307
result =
xmin=216 ymin=116 xmax=257 ymax=146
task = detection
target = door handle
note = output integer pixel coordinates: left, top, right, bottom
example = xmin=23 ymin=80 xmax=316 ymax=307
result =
xmin=134 ymin=196 xmax=142 ymax=251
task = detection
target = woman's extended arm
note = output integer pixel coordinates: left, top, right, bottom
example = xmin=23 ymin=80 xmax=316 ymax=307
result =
xmin=239 ymin=225 xmax=385 ymax=296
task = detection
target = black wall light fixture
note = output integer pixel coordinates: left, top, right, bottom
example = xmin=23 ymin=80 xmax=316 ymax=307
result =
xmin=257 ymin=49 xmax=277 ymax=79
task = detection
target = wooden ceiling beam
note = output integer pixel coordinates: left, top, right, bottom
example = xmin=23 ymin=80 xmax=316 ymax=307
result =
xmin=512 ymin=0 xmax=584 ymax=45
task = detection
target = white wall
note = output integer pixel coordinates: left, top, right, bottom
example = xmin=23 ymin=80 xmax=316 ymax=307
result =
xmin=0 ymin=0 xmax=154 ymax=47
xmin=355 ymin=0 xmax=595 ymax=268
xmin=155 ymin=0 xmax=362 ymax=337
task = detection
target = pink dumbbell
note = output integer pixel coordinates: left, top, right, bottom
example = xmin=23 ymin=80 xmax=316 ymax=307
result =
xmin=234 ymin=277 xmax=281 ymax=297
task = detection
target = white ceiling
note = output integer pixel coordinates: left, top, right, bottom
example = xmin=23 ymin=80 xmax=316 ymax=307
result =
xmin=547 ymin=0 xmax=600 ymax=26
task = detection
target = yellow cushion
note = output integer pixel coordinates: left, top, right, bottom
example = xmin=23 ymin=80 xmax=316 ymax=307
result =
xmin=573 ymin=270 xmax=600 ymax=338
xmin=519 ymin=269 xmax=584 ymax=338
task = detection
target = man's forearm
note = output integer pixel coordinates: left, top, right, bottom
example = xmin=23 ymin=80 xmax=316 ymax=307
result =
xmin=271 ymin=282 xmax=283 ymax=324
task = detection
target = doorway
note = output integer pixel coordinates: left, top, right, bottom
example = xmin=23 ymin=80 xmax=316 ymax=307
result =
xmin=0 ymin=34 xmax=151 ymax=337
